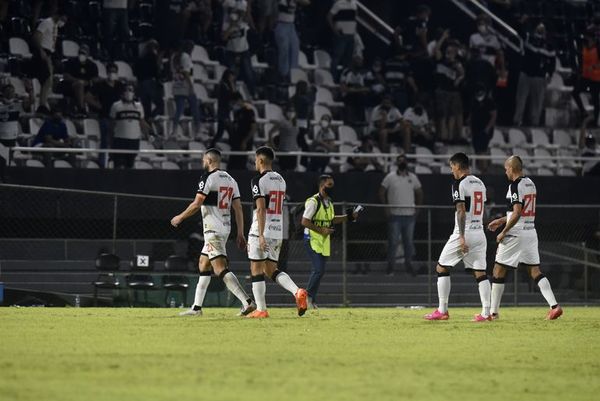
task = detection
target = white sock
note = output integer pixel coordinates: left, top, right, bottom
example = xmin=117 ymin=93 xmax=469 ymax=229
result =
xmin=252 ymin=277 xmax=267 ymax=311
xmin=193 ymin=274 xmax=211 ymax=308
xmin=477 ymin=278 xmax=491 ymax=317
xmin=274 ymin=270 xmax=299 ymax=295
xmin=222 ymin=271 xmax=251 ymax=306
xmin=536 ymin=276 xmax=558 ymax=307
xmin=491 ymin=281 xmax=505 ymax=315
xmin=437 ymin=275 xmax=451 ymax=313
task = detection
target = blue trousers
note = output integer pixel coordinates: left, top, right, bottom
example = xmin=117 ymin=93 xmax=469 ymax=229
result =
xmin=387 ymin=215 xmax=416 ymax=272
xmin=304 ymin=239 xmax=327 ymax=302
xmin=274 ymin=22 xmax=299 ymax=78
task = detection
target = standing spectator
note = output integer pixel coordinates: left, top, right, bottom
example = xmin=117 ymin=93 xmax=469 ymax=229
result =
xmin=513 ymin=23 xmax=555 ymax=127
xmin=274 ymin=0 xmax=310 ymax=80
xmin=384 ymin=47 xmax=418 ymax=112
xmin=469 ymin=15 xmax=506 ymax=83
xmin=257 ymin=0 xmax=277 ymax=37
xmin=109 ymin=84 xmax=148 ymax=169
xmin=222 ymin=8 xmax=256 ymax=96
xmin=404 ymin=4 xmax=431 ymax=56
xmin=135 ymin=40 xmax=165 ymax=123
xmin=369 ymin=94 xmax=409 ymax=153
xmin=403 ymin=102 xmax=434 ymax=149
xmin=465 ymin=47 xmax=497 ymax=100
xmin=340 ymin=55 xmax=369 ymax=123
xmin=182 ymin=0 xmax=214 ymax=43
xmin=171 ymin=40 xmax=202 ymax=138
xmin=364 ymin=57 xmax=387 ymax=105
xmin=269 ymin=104 xmax=300 ymax=171
xmin=228 ymin=92 xmax=256 ymax=170
xmin=379 ymin=154 xmax=423 ymax=276
xmin=0 ymin=82 xmax=33 ymax=180
xmin=308 ymin=114 xmax=337 ymax=173
xmin=348 ymin=135 xmax=383 ymax=172
xmin=291 ymin=80 xmax=313 ymax=165
xmin=30 ymin=9 xmax=67 ymax=114
xmin=221 ymin=0 xmax=254 ymax=29
xmin=103 ymin=0 xmax=130 ymax=59
xmin=328 ymin=0 xmax=358 ymax=78
xmin=212 ymin=69 xmax=237 ymax=146
xmin=579 ymin=115 xmax=600 ymax=176
xmin=573 ymin=30 xmax=600 ymax=124
xmin=62 ymin=44 xmax=99 ymax=116
xmin=434 ymin=41 xmax=464 ymax=143
xmin=468 ymin=85 xmax=497 ymax=174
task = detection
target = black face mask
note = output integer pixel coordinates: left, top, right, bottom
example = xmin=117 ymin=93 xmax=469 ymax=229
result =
xmin=323 ymin=187 xmax=335 ymax=198
xmin=397 ymin=162 xmax=407 ymax=170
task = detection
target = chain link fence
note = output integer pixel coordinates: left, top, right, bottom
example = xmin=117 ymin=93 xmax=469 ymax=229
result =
xmin=1 ymin=183 xmax=599 ymax=306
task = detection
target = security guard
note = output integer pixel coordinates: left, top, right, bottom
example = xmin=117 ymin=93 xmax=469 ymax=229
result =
xmin=301 ymin=174 xmax=362 ymax=309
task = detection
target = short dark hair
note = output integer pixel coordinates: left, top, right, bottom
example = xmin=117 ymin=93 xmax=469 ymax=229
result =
xmin=256 ymin=146 xmax=275 ymax=161
xmin=204 ymin=148 xmax=221 ymax=160
xmin=449 ymin=152 xmax=469 ymax=170
xmin=318 ymin=174 xmax=333 ymax=186
xmin=107 ymin=63 xmax=118 ymax=72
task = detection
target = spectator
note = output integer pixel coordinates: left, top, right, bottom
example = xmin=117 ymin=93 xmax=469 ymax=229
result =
xmin=364 ymin=57 xmax=387 ymax=105
xmin=348 ymin=135 xmax=383 ymax=172
xmin=135 ymin=40 xmax=165 ymax=123
xmin=328 ymin=0 xmax=358 ymax=78
xmin=573 ymin=30 xmax=600 ymax=125
xmin=513 ymin=23 xmax=555 ymax=127
xmin=309 ymin=114 xmax=337 ymax=173
xmin=379 ymin=154 xmax=423 ymax=276
xmin=170 ymin=40 xmax=202 ymax=138
xmin=103 ymin=0 xmax=130 ymax=59
xmin=182 ymin=0 xmax=214 ymax=43
xmin=228 ymin=92 xmax=256 ymax=170
xmin=30 ymin=8 xmax=67 ymax=114
xmin=403 ymin=102 xmax=434 ymax=149
xmin=384 ymin=47 xmax=417 ymax=112
xmin=0 ymin=82 xmax=33 ymax=180
xmin=212 ymin=69 xmax=237 ymax=146
xmin=222 ymin=8 xmax=256 ymax=96
xmin=469 ymin=14 xmax=506 ymax=83
xmin=434 ymin=41 xmax=464 ymax=143
xmin=291 ymin=80 xmax=314 ymax=165
xmin=269 ymin=104 xmax=300 ymax=171
xmin=62 ymin=44 xmax=99 ymax=116
xmin=340 ymin=55 xmax=369 ymax=123
xmin=369 ymin=94 xmax=409 ymax=153
xmin=465 ymin=46 xmax=497 ymax=100
xmin=221 ymin=0 xmax=254 ymax=29
xmin=404 ymin=4 xmax=431 ymax=56
xmin=468 ymin=85 xmax=497 ymax=174
xmin=109 ymin=84 xmax=148 ymax=169
xmin=257 ymin=0 xmax=277 ymax=37
xmin=580 ymin=115 xmax=600 ymax=176
xmin=274 ymin=0 xmax=310 ymax=80
xmin=32 ymin=112 xmax=75 ymax=166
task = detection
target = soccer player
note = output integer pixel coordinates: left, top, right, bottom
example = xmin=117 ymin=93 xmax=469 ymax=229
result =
xmin=424 ymin=152 xmax=491 ymax=322
xmin=487 ymin=156 xmax=563 ymax=320
xmin=246 ymin=146 xmax=308 ymax=318
xmin=171 ymin=148 xmax=256 ymax=316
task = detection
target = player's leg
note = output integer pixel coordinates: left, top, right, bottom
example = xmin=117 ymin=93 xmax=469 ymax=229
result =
xmin=180 ymin=255 xmax=212 ymax=316
xmin=528 ymin=265 xmax=562 ymax=319
xmin=210 ymin=256 xmax=256 ymax=315
xmin=248 ymin=260 xmax=268 ymax=317
xmin=473 ymin=270 xmax=491 ymax=321
xmin=491 ymin=235 xmax=521 ymax=318
xmin=490 ymin=263 xmax=508 ymax=318
xmin=466 ymin=235 xmax=491 ymax=321
xmin=425 ymin=235 xmax=460 ymax=320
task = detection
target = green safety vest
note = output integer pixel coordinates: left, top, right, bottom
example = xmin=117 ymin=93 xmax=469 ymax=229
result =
xmin=305 ymin=194 xmax=335 ymax=256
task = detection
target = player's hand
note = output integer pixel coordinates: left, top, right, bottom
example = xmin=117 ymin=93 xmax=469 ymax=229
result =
xmin=487 ymin=219 xmax=502 ymax=231
xmin=459 ymin=236 xmax=469 ymax=254
xmin=170 ymin=215 xmax=183 ymax=227
xmin=236 ymin=233 xmax=247 ymax=251
xmin=259 ymin=235 xmax=267 ymax=251
xmin=496 ymin=231 xmax=506 ymax=243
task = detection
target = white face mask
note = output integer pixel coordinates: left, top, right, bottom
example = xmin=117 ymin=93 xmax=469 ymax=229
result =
xmin=478 ymin=25 xmax=488 ymax=35
xmin=320 ymin=119 xmax=330 ymax=128
xmin=78 ymin=54 xmax=87 ymax=63
xmin=109 ymin=72 xmax=118 ymax=81
xmin=124 ymin=92 xmax=134 ymax=102
xmin=57 ymin=20 xmax=65 ymax=28
xmin=286 ymin=112 xmax=296 ymax=120
xmin=230 ymin=13 xmax=240 ymax=22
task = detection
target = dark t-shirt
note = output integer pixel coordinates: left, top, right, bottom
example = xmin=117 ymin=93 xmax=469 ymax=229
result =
xmin=230 ymin=105 xmax=255 ymax=150
xmin=470 ymin=97 xmax=496 ymax=132
xmin=93 ymin=80 xmax=124 ymax=118
xmin=64 ymin=59 xmax=99 ymax=81
xmin=135 ymin=53 xmax=161 ymax=81
xmin=32 ymin=120 xmax=69 ymax=146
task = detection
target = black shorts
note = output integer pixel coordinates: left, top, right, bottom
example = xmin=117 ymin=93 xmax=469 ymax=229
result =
xmin=29 ymin=53 xmax=53 ymax=83
xmin=472 ymin=132 xmax=491 ymax=153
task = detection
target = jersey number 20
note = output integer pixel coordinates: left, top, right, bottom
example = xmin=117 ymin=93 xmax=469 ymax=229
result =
xmin=521 ymin=194 xmax=536 ymax=217
xmin=219 ymin=187 xmax=234 ymax=209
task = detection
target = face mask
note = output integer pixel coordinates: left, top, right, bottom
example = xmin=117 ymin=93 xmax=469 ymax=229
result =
xmin=476 ymin=94 xmax=485 ymax=102
xmin=230 ymin=13 xmax=240 ymax=22
xmin=124 ymin=92 xmax=134 ymax=102
xmin=414 ymin=106 xmax=423 ymax=115
xmin=397 ymin=161 xmax=407 ymax=170
xmin=57 ymin=20 xmax=65 ymax=28
xmin=286 ymin=112 xmax=296 ymax=120
xmin=109 ymin=72 xmax=118 ymax=81
xmin=78 ymin=54 xmax=87 ymax=63
xmin=323 ymin=186 xmax=334 ymax=197
xmin=478 ymin=25 xmax=488 ymax=35
xmin=320 ymin=119 xmax=330 ymax=128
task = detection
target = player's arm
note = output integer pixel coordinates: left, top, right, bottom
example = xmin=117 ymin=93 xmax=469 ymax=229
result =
xmin=171 ymin=193 xmax=206 ymax=227
xmin=256 ymin=196 xmax=267 ymax=238
xmin=231 ymin=198 xmax=246 ymax=250
xmin=487 ymin=215 xmax=507 ymax=231
xmin=456 ymin=202 xmax=469 ymax=253
xmin=497 ymin=203 xmax=522 ymax=243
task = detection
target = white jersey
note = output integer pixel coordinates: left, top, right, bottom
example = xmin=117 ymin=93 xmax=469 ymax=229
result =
xmin=451 ymin=174 xmax=486 ymax=234
xmin=505 ymin=176 xmax=537 ymax=236
xmin=197 ymin=169 xmax=241 ymax=235
xmin=249 ymin=170 xmax=286 ymax=240
xmin=109 ymin=100 xmax=144 ymax=140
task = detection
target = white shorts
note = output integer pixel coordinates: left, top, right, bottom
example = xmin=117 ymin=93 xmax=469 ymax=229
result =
xmin=201 ymin=233 xmax=228 ymax=260
xmin=247 ymin=235 xmax=282 ymax=262
xmin=438 ymin=232 xmax=487 ymax=271
xmin=495 ymin=234 xmax=540 ymax=268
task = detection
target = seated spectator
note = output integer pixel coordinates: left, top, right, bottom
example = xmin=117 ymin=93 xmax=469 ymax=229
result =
xmin=309 ymin=115 xmax=337 ymax=173
xmin=348 ymin=135 xmax=383 ymax=172
xmin=364 ymin=57 xmax=387 ymax=106
xmin=135 ymin=40 xmax=165 ymax=123
xmin=468 ymin=85 xmax=497 ymax=174
xmin=403 ymin=102 xmax=434 ymax=149
xmin=62 ymin=44 xmax=99 ymax=116
xmin=340 ymin=55 xmax=369 ymax=123
xmin=434 ymin=41 xmax=464 ymax=143
xmin=269 ymin=104 xmax=300 ymax=171
xmin=0 ymin=81 xmax=33 ymax=180
xmin=228 ymin=92 xmax=256 ymax=170
xmin=369 ymin=94 xmax=409 ymax=153
xmin=171 ymin=40 xmax=202 ymax=138
xmin=580 ymin=115 xmax=600 ymax=176
xmin=32 ymin=112 xmax=75 ymax=166
xmin=222 ymin=8 xmax=256 ymax=96
xmin=109 ymin=84 xmax=149 ymax=169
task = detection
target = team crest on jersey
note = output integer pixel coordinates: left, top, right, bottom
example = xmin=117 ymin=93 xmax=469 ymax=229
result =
xmin=252 ymin=185 xmax=259 ymax=194
xmin=453 ymin=190 xmax=459 ymax=200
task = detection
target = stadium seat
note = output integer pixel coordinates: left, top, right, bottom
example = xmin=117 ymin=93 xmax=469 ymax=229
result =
xmin=490 ymin=147 xmax=506 ymax=165
xmin=536 ymin=167 xmax=554 ymax=176
xmin=53 ymin=160 xmax=73 ymax=168
xmin=512 ymin=147 xmax=529 ymax=160
xmin=508 ymin=128 xmax=528 ymax=147
xmin=92 ymin=253 xmax=120 ymax=306
xmin=92 ymin=59 xmax=107 ymax=79
xmin=415 ymin=165 xmax=433 ymax=174
xmin=115 ymin=61 xmax=135 ymax=81
xmin=290 ymin=68 xmax=309 ymax=84
xmin=251 ymin=55 xmax=269 ymax=71
xmin=9 ymin=37 xmax=32 ymax=58
xmin=62 ymin=40 xmax=79 ymax=58
xmin=127 ymin=256 xmax=155 ymax=307
xmin=162 ymin=255 xmax=191 ymax=307
xmin=299 ymin=50 xmax=317 ymax=70
xmin=489 ymin=129 xmax=508 ymax=148
xmin=134 ymin=160 xmax=153 ymax=169
xmin=25 ymin=159 xmax=45 ymax=167
xmin=533 ymin=148 xmax=556 ymax=168
xmin=313 ymin=104 xmax=332 ymax=121
xmin=314 ymin=49 xmax=332 ymax=69
xmin=530 ymin=128 xmax=551 ymax=147
xmin=8 ymin=77 xmax=27 ymax=97
xmin=338 ymin=125 xmax=360 ymax=145
xmin=161 ymin=160 xmax=180 ymax=170
xmin=547 ymin=73 xmax=573 ymax=92
xmin=83 ymin=119 xmax=101 ymax=140
xmin=83 ymin=160 xmax=100 ymax=169
xmin=188 ymin=141 xmax=205 ymax=152
xmin=314 ymin=69 xmax=338 ymax=88
xmin=553 ymin=129 xmax=576 ymax=149
xmin=265 ymin=103 xmax=284 ymax=121
xmin=330 ymin=143 xmax=354 ymax=166
xmin=316 ymin=86 xmax=344 ymax=108
xmin=193 ymin=64 xmax=218 ymax=86
xmin=557 ymin=167 xmax=577 ymax=176
xmin=28 ymin=117 xmax=44 ymax=135
xmin=191 ymin=45 xmax=219 ymax=68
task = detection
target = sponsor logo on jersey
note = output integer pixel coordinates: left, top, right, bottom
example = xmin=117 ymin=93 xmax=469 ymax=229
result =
xmin=198 ymin=181 xmax=205 ymax=190
xmin=268 ymin=225 xmax=282 ymax=231
xmin=512 ymin=193 xmax=518 ymax=200
xmin=453 ymin=190 xmax=459 ymax=200
xmin=252 ymin=185 xmax=259 ymax=194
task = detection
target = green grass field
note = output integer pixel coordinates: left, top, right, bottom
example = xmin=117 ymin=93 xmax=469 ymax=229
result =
xmin=1 ymin=307 xmax=599 ymax=401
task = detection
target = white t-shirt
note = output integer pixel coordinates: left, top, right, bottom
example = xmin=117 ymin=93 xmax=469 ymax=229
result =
xmin=369 ymin=105 xmax=402 ymax=133
xmin=329 ymin=0 xmax=358 ymax=35
xmin=110 ymin=100 xmax=144 ymax=140
xmin=403 ymin=107 xmax=429 ymax=128
xmin=36 ymin=17 xmax=58 ymax=53
xmin=104 ymin=0 xmax=128 ymax=9
xmin=505 ymin=176 xmax=537 ymax=236
xmin=277 ymin=0 xmax=297 ymax=23
xmin=197 ymin=169 xmax=241 ymax=235
xmin=302 ymin=195 xmax=333 ymax=235
xmin=0 ymin=100 xmax=23 ymax=141
xmin=249 ymin=170 xmax=286 ymax=239
xmin=381 ymin=170 xmax=422 ymax=216
xmin=223 ymin=21 xmax=250 ymax=53
xmin=469 ymin=32 xmax=501 ymax=66
xmin=452 ymin=174 xmax=487 ymax=234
